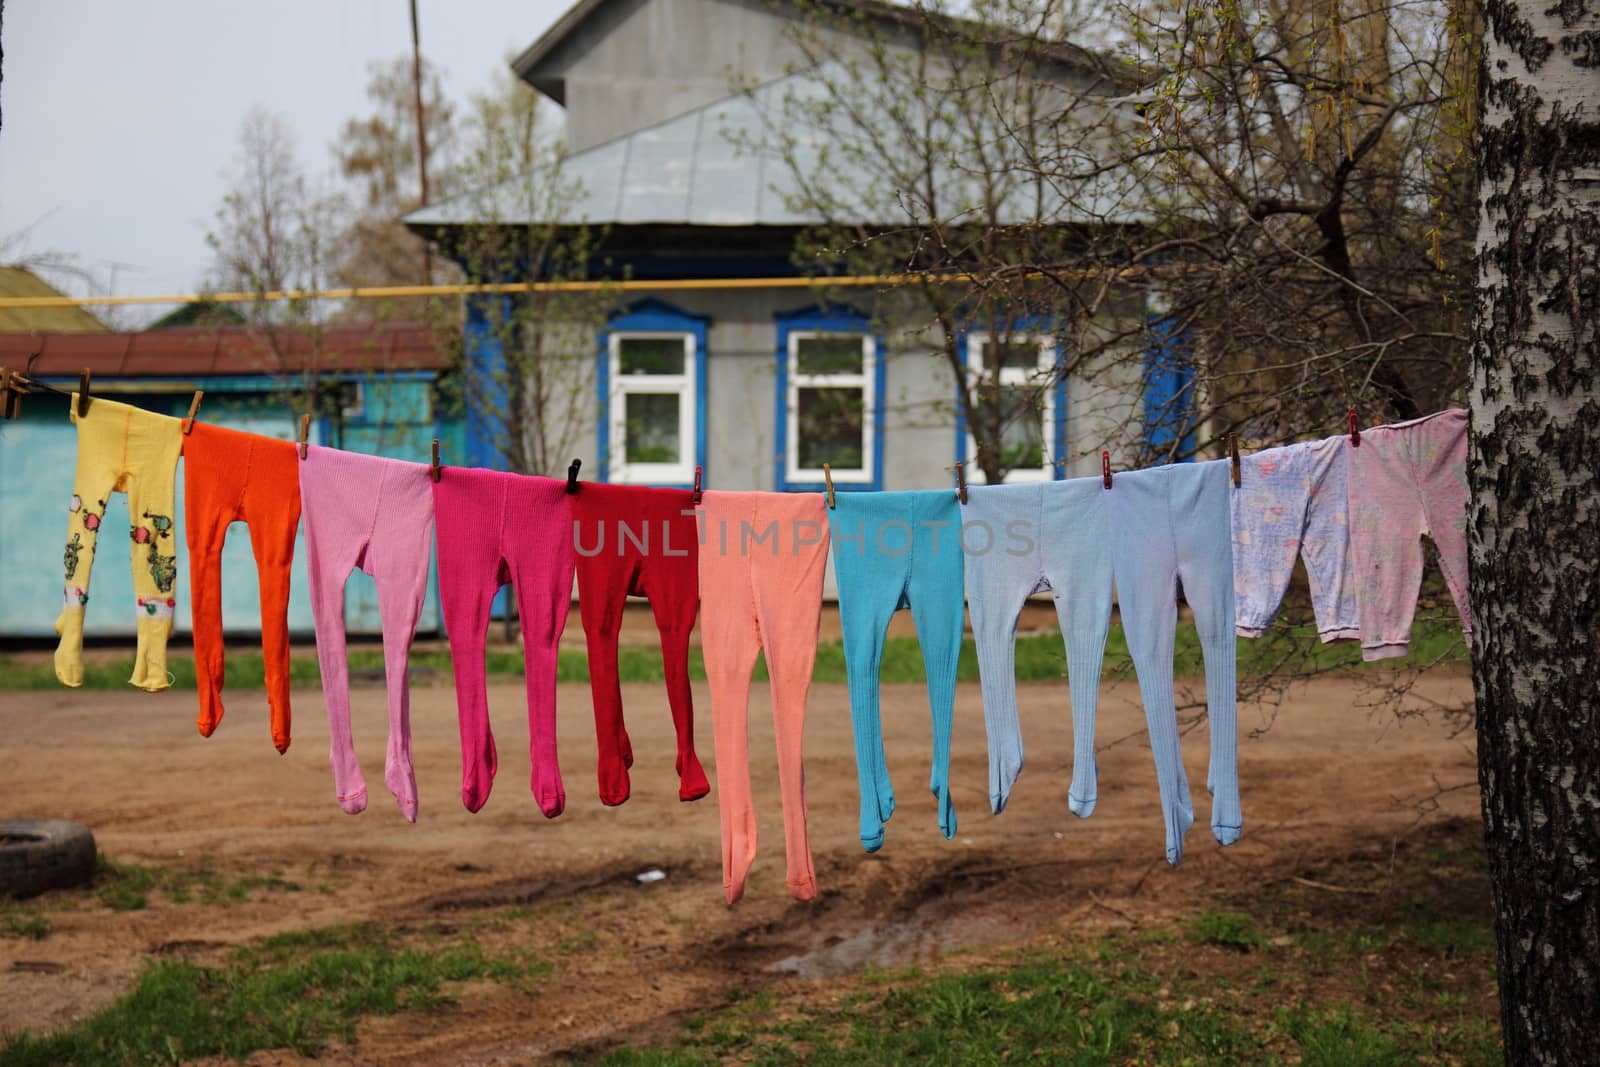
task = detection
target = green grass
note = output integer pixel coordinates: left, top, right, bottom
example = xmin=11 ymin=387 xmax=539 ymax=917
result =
xmin=92 ymin=857 xmax=301 ymax=913
xmin=0 ymin=911 xmax=49 ymax=940
xmin=0 ymin=923 xmax=549 ymax=1065
xmin=590 ymin=949 xmax=1493 ymax=1067
xmin=593 ymin=823 xmax=1500 ymax=1067
xmin=1397 ymin=896 xmax=1497 ymax=956
xmin=1187 ymin=909 xmax=1267 ymax=952
xmin=1274 ymin=1006 xmax=1407 ymax=1066
xmin=0 ymin=617 xmax=1467 ymax=690
xmin=599 ymin=953 xmax=1257 ymax=1066
xmin=594 ymin=945 xmax=1498 ymax=1067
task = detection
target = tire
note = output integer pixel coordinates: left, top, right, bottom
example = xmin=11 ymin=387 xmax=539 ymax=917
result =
xmin=0 ymin=820 xmax=98 ymax=899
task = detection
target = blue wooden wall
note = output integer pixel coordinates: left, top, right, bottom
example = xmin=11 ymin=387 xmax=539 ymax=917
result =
xmin=0 ymin=376 xmax=460 ymax=639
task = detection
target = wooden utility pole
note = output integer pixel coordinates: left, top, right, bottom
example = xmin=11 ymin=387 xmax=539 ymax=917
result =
xmin=409 ymin=0 xmax=431 ymax=284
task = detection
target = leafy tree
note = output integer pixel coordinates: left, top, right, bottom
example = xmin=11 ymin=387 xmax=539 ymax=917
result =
xmin=757 ymin=0 xmax=1478 ymax=479
xmin=205 ymin=108 xmax=374 ymax=442
xmin=333 ymin=56 xmax=460 ymax=305
xmin=423 ymin=70 xmax=615 ymax=476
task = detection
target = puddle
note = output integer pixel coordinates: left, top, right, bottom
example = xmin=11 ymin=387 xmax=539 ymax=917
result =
xmin=765 ymin=917 xmax=942 ymax=978
xmin=758 ymin=865 xmax=1029 ymax=979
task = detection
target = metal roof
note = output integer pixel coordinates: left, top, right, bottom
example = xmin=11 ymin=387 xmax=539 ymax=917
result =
xmin=0 ymin=323 xmax=449 ymax=379
xmin=404 ymin=67 xmax=1150 ymax=232
xmin=511 ymin=0 xmax=1140 ymax=104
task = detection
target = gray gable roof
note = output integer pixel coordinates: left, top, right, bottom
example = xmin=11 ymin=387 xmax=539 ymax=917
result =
xmin=512 ymin=0 xmax=1138 ymax=105
xmin=403 ymin=67 xmax=1151 ymax=231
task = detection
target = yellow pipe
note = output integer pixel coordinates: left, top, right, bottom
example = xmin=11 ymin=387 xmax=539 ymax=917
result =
xmin=0 ymin=274 xmax=945 ymax=309
xmin=0 ymin=269 xmax=1138 ymax=310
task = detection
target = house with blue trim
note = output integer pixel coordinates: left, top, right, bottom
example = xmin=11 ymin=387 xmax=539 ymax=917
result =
xmin=404 ymin=0 xmax=1195 ymax=503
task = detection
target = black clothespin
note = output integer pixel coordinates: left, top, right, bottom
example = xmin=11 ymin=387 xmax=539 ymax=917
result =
xmin=1228 ymin=433 xmax=1241 ymax=488
xmin=566 ymin=458 xmax=582 ymax=494
xmin=692 ymin=465 xmax=704 ymax=505
xmin=1347 ymin=407 xmax=1361 ymax=448
xmin=298 ymin=414 xmax=311 ymax=459
xmin=181 ymin=391 xmax=204 ymax=435
xmin=431 ymin=439 xmax=442 ymax=482
xmin=949 ymin=462 xmax=967 ymax=504
xmin=77 ymin=370 xmax=92 ymax=417
xmin=823 ymin=463 xmax=836 ymax=508
xmin=1101 ymin=450 xmax=1113 ymax=489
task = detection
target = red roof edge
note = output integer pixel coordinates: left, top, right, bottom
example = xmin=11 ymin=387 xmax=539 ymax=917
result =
xmin=0 ymin=323 xmax=452 ymax=378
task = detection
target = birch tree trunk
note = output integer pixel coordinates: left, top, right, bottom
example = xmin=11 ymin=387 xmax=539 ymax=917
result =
xmin=1471 ymin=0 xmax=1600 ymax=1061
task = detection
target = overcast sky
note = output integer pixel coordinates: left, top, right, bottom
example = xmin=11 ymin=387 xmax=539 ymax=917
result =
xmin=0 ymin=0 xmax=571 ymax=325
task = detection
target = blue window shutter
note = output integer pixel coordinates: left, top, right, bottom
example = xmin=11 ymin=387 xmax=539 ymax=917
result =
xmin=463 ymin=294 xmax=513 ymax=470
xmin=1143 ymin=312 xmax=1196 ymax=460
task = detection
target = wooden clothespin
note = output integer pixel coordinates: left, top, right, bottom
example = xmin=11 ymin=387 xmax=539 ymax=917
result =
xmin=822 ymin=463 xmax=836 ymax=508
xmin=298 ymin=414 xmax=311 ymax=459
xmin=949 ymin=462 xmax=968 ymax=504
xmin=181 ymin=391 xmax=204 ymax=435
xmin=77 ymin=369 xmax=92 ymax=417
xmin=566 ymin=458 xmax=582 ymax=495
xmin=692 ymin=465 xmax=704 ymax=505
xmin=0 ymin=369 xmax=14 ymax=420
xmin=1347 ymin=407 xmax=1361 ymax=448
xmin=1228 ymin=433 xmax=1241 ymax=488
xmin=1101 ymin=450 xmax=1113 ymax=489
xmin=430 ymin=439 xmax=442 ymax=482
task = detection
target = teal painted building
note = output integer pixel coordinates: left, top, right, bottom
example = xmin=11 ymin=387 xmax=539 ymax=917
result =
xmin=0 ymin=324 xmax=460 ymax=639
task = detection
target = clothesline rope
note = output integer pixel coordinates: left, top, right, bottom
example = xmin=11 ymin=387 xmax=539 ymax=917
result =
xmin=33 ymin=391 xmax=1472 ymax=899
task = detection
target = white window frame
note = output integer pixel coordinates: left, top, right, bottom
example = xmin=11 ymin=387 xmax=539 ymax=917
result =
xmin=608 ymin=331 xmax=696 ymax=485
xmin=966 ymin=331 xmax=1055 ymax=484
xmin=786 ymin=330 xmax=876 ymax=485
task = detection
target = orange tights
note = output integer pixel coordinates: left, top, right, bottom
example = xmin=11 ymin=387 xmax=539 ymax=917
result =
xmin=183 ymin=423 xmax=302 ymax=752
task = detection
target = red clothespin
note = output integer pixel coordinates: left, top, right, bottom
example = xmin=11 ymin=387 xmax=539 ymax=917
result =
xmin=181 ymin=391 xmax=203 ymax=435
xmin=566 ymin=458 xmax=582 ymax=495
xmin=1101 ymin=450 xmax=1113 ymax=489
xmin=692 ymin=465 xmax=703 ymax=505
xmin=1347 ymin=407 xmax=1360 ymax=448
xmin=1228 ymin=433 xmax=1241 ymax=487
xmin=298 ymin=414 xmax=311 ymax=460
xmin=430 ymin=439 xmax=442 ymax=483
xmin=822 ymin=463 xmax=836 ymax=508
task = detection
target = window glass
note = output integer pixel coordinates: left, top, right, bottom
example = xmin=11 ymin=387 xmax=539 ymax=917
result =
xmin=623 ymin=393 xmax=680 ymax=463
xmin=982 ymin=338 xmax=1044 ymax=372
xmin=797 ymin=387 xmax=866 ymax=469
xmin=796 ymin=334 xmax=866 ymax=376
xmin=977 ymin=386 xmax=1045 ymax=470
xmin=618 ymin=337 xmax=685 ymax=376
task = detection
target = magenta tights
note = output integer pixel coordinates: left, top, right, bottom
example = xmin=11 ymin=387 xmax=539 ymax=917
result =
xmin=433 ymin=469 xmax=576 ymax=816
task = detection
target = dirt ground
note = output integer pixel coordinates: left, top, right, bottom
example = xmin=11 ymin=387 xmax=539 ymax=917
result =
xmin=0 ymin=665 xmax=1482 ymax=1062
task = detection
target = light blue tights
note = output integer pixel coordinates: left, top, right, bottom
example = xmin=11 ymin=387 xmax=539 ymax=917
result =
xmin=1104 ymin=460 xmax=1242 ymax=866
xmin=828 ymin=491 xmax=965 ymax=852
xmin=962 ymin=478 xmax=1113 ymax=818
